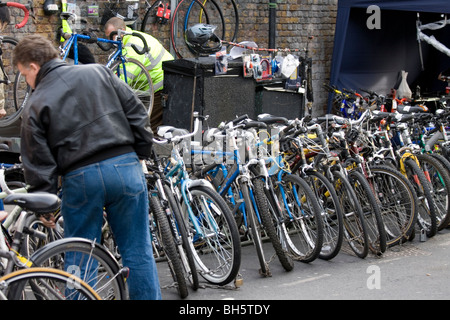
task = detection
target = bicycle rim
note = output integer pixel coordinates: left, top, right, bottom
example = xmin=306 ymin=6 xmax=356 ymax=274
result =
xmin=0 ymin=36 xmax=30 ymax=128
xmin=149 ymin=195 xmax=189 ymax=298
xmin=304 ymin=170 xmax=344 ymax=260
xmin=3 ymin=267 xmax=101 ymax=300
xmin=240 ymin=182 xmax=271 ymax=276
xmin=417 ymin=153 xmax=450 ymax=230
xmin=348 ymin=170 xmax=387 ymax=255
xmin=404 ymin=158 xmax=437 ymax=237
xmin=369 ymin=164 xmax=417 ymax=247
xmin=332 ymin=170 xmax=369 ymax=258
xmin=277 ymin=174 xmax=324 ymax=262
xmin=163 ymin=183 xmax=199 ymax=290
xmin=108 ymin=57 xmax=154 ymax=116
xmin=30 ymin=238 xmax=127 ymax=300
xmin=181 ymin=185 xmax=241 ymax=285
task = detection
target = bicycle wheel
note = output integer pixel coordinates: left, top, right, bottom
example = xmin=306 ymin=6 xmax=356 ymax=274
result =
xmin=404 ymin=157 xmax=437 ymax=238
xmin=417 ymin=153 xmax=450 ymax=230
xmin=369 ymin=164 xmax=418 ymax=247
xmin=253 ymin=178 xmax=294 ymax=272
xmin=0 ymin=36 xmax=31 ymax=128
xmin=331 ymin=170 xmax=369 ymax=258
xmin=348 ymin=170 xmax=387 ymax=255
xmin=239 ymin=181 xmax=271 ymax=276
xmin=108 ymin=57 xmax=154 ymax=116
xmin=3 ymin=267 xmax=101 ymax=300
xmin=277 ymin=173 xmax=323 ymax=263
xmin=29 ymin=237 xmax=128 ymax=300
xmin=149 ymin=194 xmax=189 ymax=298
xmin=181 ymin=185 xmax=241 ymax=285
xmin=163 ymin=183 xmax=199 ymax=290
xmin=304 ymin=170 xmax=344 ymax=260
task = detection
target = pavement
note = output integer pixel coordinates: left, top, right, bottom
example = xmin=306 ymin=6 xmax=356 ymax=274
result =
xmin=157 ymin=226 xmax=450 ymax=301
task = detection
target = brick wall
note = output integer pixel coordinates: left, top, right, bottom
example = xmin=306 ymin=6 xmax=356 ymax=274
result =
xmin=6 ymin=0 xmax=338 ymax=116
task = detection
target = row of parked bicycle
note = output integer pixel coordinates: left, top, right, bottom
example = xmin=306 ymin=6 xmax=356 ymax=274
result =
xmin=2 ymin=88 xmax=450 ymax=300
xmin=145 ymin=87 xmax=450 ymax=298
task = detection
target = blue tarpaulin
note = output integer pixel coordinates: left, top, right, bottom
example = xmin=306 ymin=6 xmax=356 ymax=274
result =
xmin=328 ymin=0 xmax=450 ymax=112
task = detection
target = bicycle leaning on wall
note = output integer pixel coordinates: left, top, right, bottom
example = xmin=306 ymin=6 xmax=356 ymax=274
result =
xmin=0 ymin=1 xmax=33 ymax=128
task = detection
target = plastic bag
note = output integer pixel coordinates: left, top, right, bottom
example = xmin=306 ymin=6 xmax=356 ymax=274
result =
xmin=397 ymin=70 xmax=412 ymax=99
xmin=280 ymin=54 xmax=300 ymax=78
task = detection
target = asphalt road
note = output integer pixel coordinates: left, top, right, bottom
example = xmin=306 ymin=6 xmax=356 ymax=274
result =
xmin=157 ymin=227 xmax=450 ymax=301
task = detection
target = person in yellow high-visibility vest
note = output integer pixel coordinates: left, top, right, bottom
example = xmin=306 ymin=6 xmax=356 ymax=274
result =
xmin=104 ymin=17 xmax=174 ymax=132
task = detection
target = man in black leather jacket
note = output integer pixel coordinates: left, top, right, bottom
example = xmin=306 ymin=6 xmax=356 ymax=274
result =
xmin=14 ymin=35 xmax=161 ymax=300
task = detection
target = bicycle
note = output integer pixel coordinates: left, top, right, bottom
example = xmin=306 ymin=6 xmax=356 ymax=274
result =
xmin=251 ymin=116 xmax=325 ymax=263
xmin=192 ymin=114 xmax=294 ymax=275
xmin=59 ymin=14 xmax=154 ymax=116
xmin=0 ymin=174 xmax=129 ymax=300
xmin=295 ymin=116 xmax=370 ymax=258
xmin=145 ymin=151 xmax=197 ymax=298
xmin=0 ymin=189 xmax=102 ymax=300
xmin=101 ymin=0 xmax=239 ymax=59
xmin=154 ymin=112 xmax=241 ymax=286
xmin=0 ymin=1 xmax=33 ymax=128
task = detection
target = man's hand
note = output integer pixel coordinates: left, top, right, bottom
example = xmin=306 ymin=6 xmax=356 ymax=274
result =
xmin=39 ymin=214 xmax=56 ymax=229
xmin=0 ymin=108 xmax=6 ymax=118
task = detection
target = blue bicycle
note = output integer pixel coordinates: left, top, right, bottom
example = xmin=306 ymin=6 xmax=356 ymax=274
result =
xmin=59 ymin=13 xmax=154 ymax=115
xmin=154 ymin=113 xmax=241 ymax=286
xmin=192 ymin=115 xmax=294 ymax=276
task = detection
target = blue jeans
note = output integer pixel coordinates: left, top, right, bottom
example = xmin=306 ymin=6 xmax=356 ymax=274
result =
xmin=61 ymin=152 xmax=161 ymax=300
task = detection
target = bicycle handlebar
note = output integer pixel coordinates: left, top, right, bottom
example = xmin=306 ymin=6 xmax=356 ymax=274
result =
xmin=153 ymin=112 xmax=201 ymax=145
xmin=109 ymin=30 xmax=149 ymax=55
xmin=2 ymin=2 xmax=30 ymax=29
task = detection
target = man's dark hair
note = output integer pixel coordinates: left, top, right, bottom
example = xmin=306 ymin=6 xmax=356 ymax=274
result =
xmin=13 ymin=35 xmax=59 ymax=67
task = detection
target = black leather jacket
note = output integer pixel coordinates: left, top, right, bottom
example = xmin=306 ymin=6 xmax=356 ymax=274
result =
xmin=20 ymin=59 xmax=153 ymax=193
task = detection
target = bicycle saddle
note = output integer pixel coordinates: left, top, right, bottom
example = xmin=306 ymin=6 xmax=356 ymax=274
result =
xmin=257 ymin=114 xmax=289 ymax=125
xmin=4 ymin=192 xmax=60 ymax=214
xmin=396 ymin=104 xmax=428 ymax=114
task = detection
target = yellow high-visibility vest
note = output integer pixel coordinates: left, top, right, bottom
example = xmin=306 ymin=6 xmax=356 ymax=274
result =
xmin=121 ymin=27 xmax=174 ymax=92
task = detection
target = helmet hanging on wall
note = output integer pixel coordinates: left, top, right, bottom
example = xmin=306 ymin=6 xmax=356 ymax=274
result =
xmin=185 ymin=24 xmax=222 ymax=55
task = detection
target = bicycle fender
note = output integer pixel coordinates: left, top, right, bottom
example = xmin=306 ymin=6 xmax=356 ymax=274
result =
xmin=185 ymin=179 xmax=215 ymax=191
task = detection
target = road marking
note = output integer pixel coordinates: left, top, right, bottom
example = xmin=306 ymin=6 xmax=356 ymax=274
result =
xmin=279 ymin=274 xmax=331 ymax=287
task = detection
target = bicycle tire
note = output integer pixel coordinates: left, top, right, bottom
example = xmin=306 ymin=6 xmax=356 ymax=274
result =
xmin=108 ymin=57 xmax=154 ymax=117
xmin=304 ymin=170 xmax=344 ymax=260
xmin=181 ymin=184 xmax=241 ymax=285
xmin=331 ymin=170 xmax=369 ymax=258
xmin=369 ymin=164 xmax=418 ymax=247
xmin=29 ymin=237 xmax=127 ymax=300
xmin=253 ymin=178 xmax=294 ymax=272
xmin=170 ymin=0 xmax=210 ymax=59
xmin=183 ymin=0 xmax=225 ymax=56
xmin=3 ymin=267 xmax=101 ymax=300
xmin=240 ymin=181 xmax=271 ymax=276
xmin=277 ymin=173 xmax=324 ymax=263
xmin=0 ymin=36 xmax=31 ymax=128
xmin=162 ymin=183 xmax=199 ymax=290
xmin=417 ymin=153 xmax=450 ymax=230
xmin=348 ymin=170 xmax=387 ymax=255
xmin=404 ymin=157 xmax=438 ymax=238
xmin=149 ymin=194 xmax=189 ymax=298
xmin=140 ymin=0 xmax=167 ymax=34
